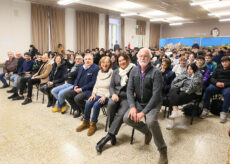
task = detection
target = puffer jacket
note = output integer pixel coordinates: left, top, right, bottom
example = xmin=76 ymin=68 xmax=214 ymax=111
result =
xmin=171 ymin=71 xmax=203 ymax=95
xmin=198 ymin=64 xmax=210 ymax=85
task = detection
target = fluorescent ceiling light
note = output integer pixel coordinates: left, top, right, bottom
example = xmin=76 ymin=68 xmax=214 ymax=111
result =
xmin=190 ymin=0 xmax=219 ymax=6
xmin=57 ymin=0 xmax=79 ymax=5
xmin=116 ymin=1 xmax=143 ymax=9
xmin=219 ymin=18 xmax=230 ymax=22
xmin=169 ymin=23 xmax=183 ymax=26
xmin=167 ymin=17 xmax=185 ymax=21
xmin=145 ymin=10 xmax=168 ymax=16
xmin=120 ymin=13 xmax=137 ymax=17
xmin=208 ymin=12 xmax=230 ymax=17
xmin=201 ymin=1 xmax=230 ymax=10
xmin=150 ymin=18 xmax=165 ymax=22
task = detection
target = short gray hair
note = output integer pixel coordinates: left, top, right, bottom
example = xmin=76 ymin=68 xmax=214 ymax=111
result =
xmin=137 ymin=48 xmax=152 ymax=59
xmin=84 ymin=53 xmax=94 ymax=60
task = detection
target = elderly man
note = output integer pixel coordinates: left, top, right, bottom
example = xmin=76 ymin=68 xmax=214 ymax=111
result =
xmin=0 ymin=52 xmax=17 ymax=88
xmin=64 ymin=53 xmax=99 ymax=118
xmin=123 ymin=48 xmax=168 ymax=164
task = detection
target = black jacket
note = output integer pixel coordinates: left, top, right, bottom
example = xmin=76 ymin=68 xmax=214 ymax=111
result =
xmin=127 ymin=63 xmax=163 ymax=114
xmin=49 ymin=63 xmax=67 ymax=86
xmin=13 ymin=57 xmax=24 ymax=74
xmin=210 ymin=65 xmax=230 ymax=88
xmin=162 ymin=68 xmax=176 ymax=96
xmin=64 ymin=63 xmax=83 ymax=84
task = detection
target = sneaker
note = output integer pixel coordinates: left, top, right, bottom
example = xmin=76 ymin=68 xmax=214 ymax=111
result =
xmin=166 ymin=120 xmax=175 ymax=130
xmin=200 ymin=108 xmax=209 ymax=119
xmin=12 ymin=95 xmax=24 ymax=101
xmin=169 ymin=110 xmax=182 ymax=119
xmin=8 ymin=93 xmax=18 ymax=99
xmin=220 ymin=112 xmax=227 ymax=123
xmin=0 ymin=84 xmax=9 ymax=89
xmin=61 ymin=105 xmax=69 ymax=114
xmin=52 ymin=107 xmax=60 ymax=112
xmin=7 ymin=87 xmax=16 ymax=93
xmin=21 ymin=98 xmax=32 ymax=105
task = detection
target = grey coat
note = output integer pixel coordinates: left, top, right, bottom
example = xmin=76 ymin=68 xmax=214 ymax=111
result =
xmin=127 ymin=64 xmax=163 ymax=114
xmin=171 ymin=71 xmax=203 ymax=95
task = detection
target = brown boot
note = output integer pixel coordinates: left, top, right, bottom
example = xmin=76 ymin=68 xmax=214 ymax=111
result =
xmin=76 ymin=120 xmax=89 ymax=132
xmin=87 ymin=122 xmax=97 ymax=136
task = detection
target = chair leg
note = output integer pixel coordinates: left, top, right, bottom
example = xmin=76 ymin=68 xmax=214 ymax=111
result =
xmin=42 ymin=93 xmax=45 ymax=104
xmin=36 ymin=88 xmax=39 ymax=100
xmin=70 ymin=107 xmax=73 ymax=114
xmin=163 ymin=106 xmax=167 ymax=118
xmin=130 ymin=128 xmax=135 ymax=144
xmin=105 ymin=117 xmax=108 ymax=132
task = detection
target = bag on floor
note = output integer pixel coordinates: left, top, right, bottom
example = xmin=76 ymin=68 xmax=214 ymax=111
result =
xmin=183 ymin=104 xmax=202 ymax=116
xmin=210 ymin=98 xmax=223 ymax=116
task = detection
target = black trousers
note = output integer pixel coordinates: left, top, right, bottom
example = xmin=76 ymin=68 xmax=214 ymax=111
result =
xmin=40 ymin=84 xmax=55 ymax=102
xmin=168 ymin=88 xmax=198 ymax=106
xmin=64 ymin=90 xmax=87 ymax=112
xmin=20 ymin=78 xmax=41 ymax=98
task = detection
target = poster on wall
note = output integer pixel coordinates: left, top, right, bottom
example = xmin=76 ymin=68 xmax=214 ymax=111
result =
xmin=160 ymin=37 xmax=230 ymax=49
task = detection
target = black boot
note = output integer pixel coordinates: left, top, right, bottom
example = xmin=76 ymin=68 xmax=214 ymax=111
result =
xmin=96 ymin=134 xmax=113 ymax=153
xmin=7 ymin=87 xmax=17 ymax=93
xmin=47 ymin=94 xmax=53 ymax=107
xmin=73 ymin=109 xmax=81 ymax=118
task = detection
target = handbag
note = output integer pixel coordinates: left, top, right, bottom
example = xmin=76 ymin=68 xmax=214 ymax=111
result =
xmin=210 ymin=95 xmax=223 ymax=116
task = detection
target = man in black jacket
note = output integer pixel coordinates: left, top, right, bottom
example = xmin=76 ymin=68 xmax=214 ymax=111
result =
xmin=123 ymin=48 xmax=168 ymax=164
xmin=201 ymin=56 xmax=230 ymax=123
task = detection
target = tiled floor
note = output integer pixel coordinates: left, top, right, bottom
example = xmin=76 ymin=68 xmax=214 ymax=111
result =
xmin=0 ymin=86 xmax=229 ymax=164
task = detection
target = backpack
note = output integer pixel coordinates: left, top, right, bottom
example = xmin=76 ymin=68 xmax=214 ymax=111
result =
xmin=183 ymin=104 xmax=202 ymax=116
xmin=210 ymin=96 xmax=223 ymax=116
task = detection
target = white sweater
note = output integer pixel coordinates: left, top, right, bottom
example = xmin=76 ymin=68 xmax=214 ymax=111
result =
xmin=92 ymin=69 xmax=113 ymax=97
xmin=172 ymin=64 xmax=186 ymax=77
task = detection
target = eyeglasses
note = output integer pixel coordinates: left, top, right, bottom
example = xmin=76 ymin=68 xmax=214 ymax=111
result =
xmin=75 ymin=58 xmax=82 ymax=60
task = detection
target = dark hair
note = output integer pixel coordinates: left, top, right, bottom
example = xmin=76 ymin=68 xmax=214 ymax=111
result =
xmin=221 ymin=56 xmax=230 ymax=62
xmin=54 ymin=54 xmax=64 ymax=64
xmin=117 ymin=53 xmax=130 ymax=66
xmin=187 ymin=63 xmax=198 ymax=72
xmin=205 ymin=54 xmax=213 ymax=58
xmin=24 ymin=52 xmax=32 ymax=57
xmin=197 ymin=55 xmax=205 ymax=61
xmin=58 ymin=44 xmax=63 ymax=48
xmin=162 ymin=58 xmax=171 ymax=68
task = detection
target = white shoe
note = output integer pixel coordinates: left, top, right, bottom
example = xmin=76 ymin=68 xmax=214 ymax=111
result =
xmin=220 ymin=112 xmax=227 ymax=123
xmin=166 ymin=120 xmax=175 ymax=130
xmin=169 ymin=110 xmax=182 ymax=119
xmin=200 ymin=108 xmax=209 ymax=119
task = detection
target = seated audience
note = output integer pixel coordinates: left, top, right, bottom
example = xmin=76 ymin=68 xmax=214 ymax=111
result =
xmin=40 ymin=55 xmax=67 ymax=107
xmin=110 ymin=54 xmax=118 ymax=70
xmin=96 ymin=54 xmax=135 ymax=153
xmin=166 ymin=63 xmax=203 ymax=130
xmin=172 ymin=56 xmax=187 ymax=76
xmin=205 ymin=54 xmax=217 ymax=75
xmin=29 ymin=44 xmax=38 ymax=59
xmin=51 ymin=55 xmax=83 ymax=114
xmin=14 ymin=53 xmax=52 ymax=105
xmin=8 ymin=52 xmax=34 ymax=99
xmin=188 ymin=53 xmax=196 ymax=64
xmin=161 ymin=59 xmax=176 ymax=97
xmin=196 ymin=55 xmax=210 ymax=87
xmin=201 ymin=56 xmax=230 ymax=123
xmin=130 ymin=50 xmax=137 ymax=64
xmin=64 ymin=53 xmax=99 ymax=117
xmin=170 ymin=51 xmax=179 ymax=67
xmin=76 ymin=56 xmax=113 ymax=136
xmin=0 ymin=52 xmax=17 ymax=88
xmin=123 ymin=48 xmax=168 ymax=164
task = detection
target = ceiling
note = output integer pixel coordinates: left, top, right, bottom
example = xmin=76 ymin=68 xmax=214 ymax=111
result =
xmin=29 ymin=0 xmax=230 ymax=23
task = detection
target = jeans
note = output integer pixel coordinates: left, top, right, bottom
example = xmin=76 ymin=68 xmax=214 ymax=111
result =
xmin=10 ymin=74 xmax=17 ymax=82
xmin=84 ymin=96 xmax=108 ymax=122
xmin=51 ymin=83 xmax=74 ymax=108
xmin=0 ymin=72 xmax=7 ymax=85
xmin=203 ymin=84 xmax=230 ymax=112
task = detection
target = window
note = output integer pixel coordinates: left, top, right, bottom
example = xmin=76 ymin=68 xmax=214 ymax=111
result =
xmin=137 ymin=35 xmax=145 ymax=48
xmin=109 ymin=18 xmax=121 ymax=49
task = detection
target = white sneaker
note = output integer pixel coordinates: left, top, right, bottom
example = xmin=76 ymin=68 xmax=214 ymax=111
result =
xmin=220 ymin=112 xmax=227 ymax=123
xmin=166 ymin=120 xmax=175 ymax=130
xmin=169 ymin=110 xmax=182 ymax=119
xmin=200 ymin=108 xmax=209 ymax=119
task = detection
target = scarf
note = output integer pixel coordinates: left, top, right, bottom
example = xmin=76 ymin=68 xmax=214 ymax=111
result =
xmin=119 ymin=63 xmax=135 ymax=87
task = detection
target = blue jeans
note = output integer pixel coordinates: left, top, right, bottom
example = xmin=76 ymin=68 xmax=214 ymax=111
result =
xmin=10 ymin=74 xmax=17 ymax=82
xmin=51 ymin=83 xmax=74 ymax=108
xmin=84 ymin=96 xmax=108 ymax=122
xmin=203 ymin=84 xmax=230 ymax=112
xmin=0 ymin=72 xmax=7 ymax=85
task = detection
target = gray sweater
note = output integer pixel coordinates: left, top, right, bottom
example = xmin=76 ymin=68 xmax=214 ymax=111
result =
xmin=127 ymin=64 xmax=163 ymax=114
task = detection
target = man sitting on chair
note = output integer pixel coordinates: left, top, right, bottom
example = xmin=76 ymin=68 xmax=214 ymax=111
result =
xmin=123 ymin=48 xmax=168 ymax=164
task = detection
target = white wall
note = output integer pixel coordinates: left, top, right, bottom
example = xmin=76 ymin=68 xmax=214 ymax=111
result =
xmin=161 ymin=21 xmax=230 ymax=38
xmin=0 ymin=0 xmax=31 ymax=63
xmin=99 ymin=13 xmax=105 ymax=49
xmin=65 ymin=8 xmax=76 ymax=51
